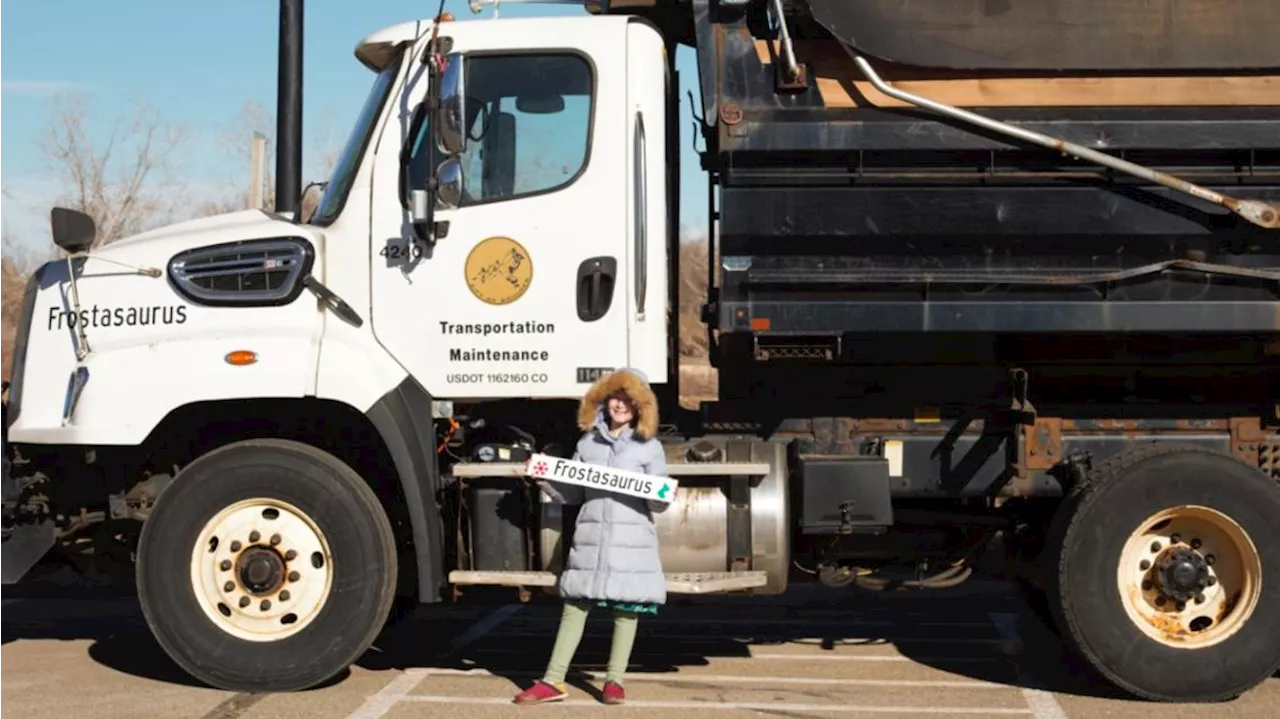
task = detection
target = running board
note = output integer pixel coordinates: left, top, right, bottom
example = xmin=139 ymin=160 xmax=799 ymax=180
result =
xmin=450 ymin=461 xmax=771 ymax=479
xmin=449 ymin=570 xmax=769 ymax=594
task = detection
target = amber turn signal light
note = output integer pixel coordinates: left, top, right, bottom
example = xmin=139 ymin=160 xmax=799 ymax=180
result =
xmin=224 ymin=350 xmax=258 ymax=366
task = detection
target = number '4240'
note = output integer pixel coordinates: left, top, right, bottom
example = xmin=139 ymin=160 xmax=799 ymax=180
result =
xmin=379 ymin=242 xmax=426 ymax=261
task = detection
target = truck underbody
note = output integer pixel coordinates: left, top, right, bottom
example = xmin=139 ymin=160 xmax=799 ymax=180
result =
xmin=4 ymin=0 xmax=1279 ymax=703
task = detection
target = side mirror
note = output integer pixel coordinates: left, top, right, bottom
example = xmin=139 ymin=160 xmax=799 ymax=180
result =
xmin=50 ymin=207 xmax=96 ymax=254
xmin=436 ymin=53 xmax=466 ymax=156
xmin=436 ymin=158 xmax=464 ymax=209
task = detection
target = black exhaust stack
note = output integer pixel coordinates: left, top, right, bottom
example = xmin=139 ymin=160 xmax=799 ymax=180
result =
xmin=276 ymin=0 xmax=303 ymax=216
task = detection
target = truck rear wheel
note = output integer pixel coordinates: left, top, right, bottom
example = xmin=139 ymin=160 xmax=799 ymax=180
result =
xmin=1049 ymin=443 xmax=1280 ymax=702
xmin=136 ymin=438 xmax=398 ymax=692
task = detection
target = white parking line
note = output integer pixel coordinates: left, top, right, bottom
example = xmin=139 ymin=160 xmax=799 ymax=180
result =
xmin=344 ymin=669 xmax=429 ymax=719
xmin=345 ymin=603 xmax=523 ymax=719
xmin=421 ymin=666 xmax=1012 ymax=689
xmin=749 ymin=653 xmax=1006 ymax=663
xmin=401 ymin=695 xmax=1035 ymax=714
xmin=493 ymin=630 xmax=1011 ymax=644
xmin=441 ymin=603 xmax=524 ymax=657
xmin=989 ymin=612 xmax=1069 ymax=719
xmin=512 ymin=616 xmax=998 ymax=628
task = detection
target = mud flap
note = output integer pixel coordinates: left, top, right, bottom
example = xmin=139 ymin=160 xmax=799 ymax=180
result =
xmin=2 ymin=519 xmax=54 ymax=584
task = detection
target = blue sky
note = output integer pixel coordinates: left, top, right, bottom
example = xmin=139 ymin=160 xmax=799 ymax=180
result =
xmin=1 ymin=0 xmax=707 ymax=268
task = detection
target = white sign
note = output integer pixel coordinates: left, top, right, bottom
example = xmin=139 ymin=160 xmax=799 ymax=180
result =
xmin=525 ymin=453 xmax=679 ymax=503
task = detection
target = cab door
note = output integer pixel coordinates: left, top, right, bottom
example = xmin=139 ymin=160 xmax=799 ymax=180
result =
xmin=369 ymin=20 xmax=636 ymax=400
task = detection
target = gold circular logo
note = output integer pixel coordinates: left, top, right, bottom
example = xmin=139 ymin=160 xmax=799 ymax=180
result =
xmin=464 ymin=236 xmax=533 ymax=305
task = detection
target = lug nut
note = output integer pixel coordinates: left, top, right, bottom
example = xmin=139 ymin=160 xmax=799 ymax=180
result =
xmin=1205 ymin=554 xmax=1216 ymax=565
xmin=280 ymin=590 xmax=291 ymax=601
xmin=239 ymin=596 xmax=250 ymax=608
xmin=1190 ymin=538 xmax=1202 ymax=549
xmin=1171 ymin=533 xmax=1182 ymax=544
xmin=1141 ymin=580 xmax=1153 ymax=591
xmin=288 ymin=571 xmax=301 ymax=582
xmin=230 ymin=540 xmax=242 ymax=552
xmin=1207 ymin=576 xmax=1217 ymax=587
xmin=285 ymin=549 xmax=297 ymax=561
xmin=1195 ymin=594 xmax=1205 ymax=604
xmin=1176 ymin=601 xmax=1186 ymax=612
xmin=260 ymin=600 xmax=271 ymax=611
xmin=270 ymin=533 xmax=281 ymax=546
xmin=1155 ymin=595 xmax=1166 ymax=606
xmin=224 ymin=581 xmax=235 ymax=593
xmin=1150 ymin=541 xmax=1161 ymax=553
xmin=220 ymin=560 xmax=232 ymax=571
xmin=249 ymin=530 xmax=261 ymax=543
xmin=1139 ymin=560 xmax=1151 ymax=571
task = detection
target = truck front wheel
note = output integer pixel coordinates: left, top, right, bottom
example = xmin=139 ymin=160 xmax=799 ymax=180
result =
xmin=136 ymin=438 xmax=398 ymax=692
xmin=1051 ymin=443 xmax=1280 ymax=702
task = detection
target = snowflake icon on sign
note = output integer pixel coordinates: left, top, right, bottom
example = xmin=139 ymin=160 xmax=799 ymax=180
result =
xmin=532 ymin=461 xmax=549 ymax=476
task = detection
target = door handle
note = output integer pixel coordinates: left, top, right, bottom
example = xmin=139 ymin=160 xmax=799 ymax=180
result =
xmin=576 ymin=256 xmax=617 ymax=322
xmin=633 ymin=110 xmax=648 ymax=321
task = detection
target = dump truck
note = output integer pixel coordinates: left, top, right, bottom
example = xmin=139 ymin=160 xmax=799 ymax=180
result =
xmin=4 ymin=0 xmax=1279 ymax=703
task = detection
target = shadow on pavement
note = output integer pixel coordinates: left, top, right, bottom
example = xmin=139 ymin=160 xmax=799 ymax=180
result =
xmin=0 ymin=558 xmax=1154 ymax=702
xmin=0 ymin=559 xmax=358 ymax=692
xmin=355 ymin=582 xmax=1134 ymax=702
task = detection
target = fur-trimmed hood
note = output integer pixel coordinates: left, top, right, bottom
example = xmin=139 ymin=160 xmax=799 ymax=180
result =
xmin=576 ymin=368 xmax=659 ymax=440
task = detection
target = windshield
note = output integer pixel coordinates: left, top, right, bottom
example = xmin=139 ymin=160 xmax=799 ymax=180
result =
xmin=309 ymin=49 xmax=403 ymax=226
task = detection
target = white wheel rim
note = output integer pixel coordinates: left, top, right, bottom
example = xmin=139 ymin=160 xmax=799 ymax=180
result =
xmin=1116 ymin=504 xmax=1262 ymax=650
xmin=190 ymin=498 xmax=334 ymax=642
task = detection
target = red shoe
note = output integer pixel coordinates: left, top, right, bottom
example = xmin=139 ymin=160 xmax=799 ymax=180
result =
xmin=513 ymin=680 xmax=568 ymax=704
xmin=601 ymin=681 xmax=626 ymax=705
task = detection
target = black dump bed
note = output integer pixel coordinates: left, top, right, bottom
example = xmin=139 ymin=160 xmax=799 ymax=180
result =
xmin=668 ymin=0 xmax=1280 ymax=347
xmin=806 ymin=0 xmax=1280 ymax=71
xmin=574 ymin=0 xmax=1280 ymax=410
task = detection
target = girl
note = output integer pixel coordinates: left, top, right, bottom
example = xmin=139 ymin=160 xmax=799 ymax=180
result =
xmin=514 ymin=368 xmax=670 ymax=706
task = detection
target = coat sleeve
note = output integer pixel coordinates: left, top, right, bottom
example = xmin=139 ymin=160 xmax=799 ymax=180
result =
xmin=537 ymin=449 xmax=586 ymax=505
xmin=645 ymin=442 xmax=674 ymax=514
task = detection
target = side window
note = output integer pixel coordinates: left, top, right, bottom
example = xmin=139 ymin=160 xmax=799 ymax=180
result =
xmin=405 ymin=52 xmax=593 ymax=208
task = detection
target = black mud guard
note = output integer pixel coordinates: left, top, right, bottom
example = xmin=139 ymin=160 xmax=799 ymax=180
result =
xmin=1 ymin=520 xmax=55 ymax=585
xmin=364 ymin=375 xmax=446 ymax=603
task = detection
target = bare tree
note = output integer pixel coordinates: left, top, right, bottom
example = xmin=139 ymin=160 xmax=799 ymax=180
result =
xmin=2 ymin=230 xmax=30 ymax=381
xmin=39 ymin=94 xmax=189 ymax=249
xmin=202 ymin=100 xmax=342 ymax=219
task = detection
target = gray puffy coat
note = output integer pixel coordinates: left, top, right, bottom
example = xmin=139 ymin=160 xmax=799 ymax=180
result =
xmin=541 ymin=369 xmax=670 ymax=606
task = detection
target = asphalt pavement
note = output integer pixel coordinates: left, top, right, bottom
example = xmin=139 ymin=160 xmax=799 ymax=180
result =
xmin=3 ymin=564 xmax=1278 ymax=719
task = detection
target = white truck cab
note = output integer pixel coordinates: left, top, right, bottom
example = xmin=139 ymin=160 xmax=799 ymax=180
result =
xmin=7 ymin=14 xmax=669 ymax=449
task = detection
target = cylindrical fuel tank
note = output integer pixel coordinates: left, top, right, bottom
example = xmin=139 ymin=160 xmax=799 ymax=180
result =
xmin=538 ymin=438 xmax=790 ymax=595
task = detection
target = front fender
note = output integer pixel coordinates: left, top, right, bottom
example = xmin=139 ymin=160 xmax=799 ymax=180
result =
xmin=7 ymin=251 xmax=329 ymax=446
xmin=11 ymin=336 xmax=327 ymax=446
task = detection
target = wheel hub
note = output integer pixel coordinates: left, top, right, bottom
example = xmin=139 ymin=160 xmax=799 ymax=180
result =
xmin=1154 ymin=546 xmax=1210 ymax=603
xmin=1117 ymin=505 xmax=1262 ymax=650
xmin=190 ymin=498 xmax=333 ymax=642
xmin=237 ymin=547 xmax=286 ymax=595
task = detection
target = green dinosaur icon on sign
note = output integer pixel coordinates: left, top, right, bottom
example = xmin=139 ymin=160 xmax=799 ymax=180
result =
xmin=656 ymin=483 xmax=671 ymax=500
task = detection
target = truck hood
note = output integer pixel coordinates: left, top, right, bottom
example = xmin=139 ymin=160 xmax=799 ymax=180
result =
xmin=88 ymin=209 xmax=322 ymax=268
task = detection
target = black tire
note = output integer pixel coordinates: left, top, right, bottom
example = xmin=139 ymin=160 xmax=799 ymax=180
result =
xmin=1047 ymin=442 xmax=1280 ymax=702
xmin=136 ymin=438 xmax=398 ymax=692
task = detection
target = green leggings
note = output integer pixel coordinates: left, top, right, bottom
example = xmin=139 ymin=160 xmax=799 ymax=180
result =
xmin=542 ymin=599 xmax=639 ymax=686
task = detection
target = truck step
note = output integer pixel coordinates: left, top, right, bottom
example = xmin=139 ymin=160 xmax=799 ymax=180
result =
xmin=448 ymin=570 xmax=769 ymax=594
xmin=449 ymin=461 xmax=770 ymax=479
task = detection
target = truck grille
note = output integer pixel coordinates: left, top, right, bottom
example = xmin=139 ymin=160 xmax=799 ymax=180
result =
xmin=168 ymin=238 xmax=313 ymax=306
